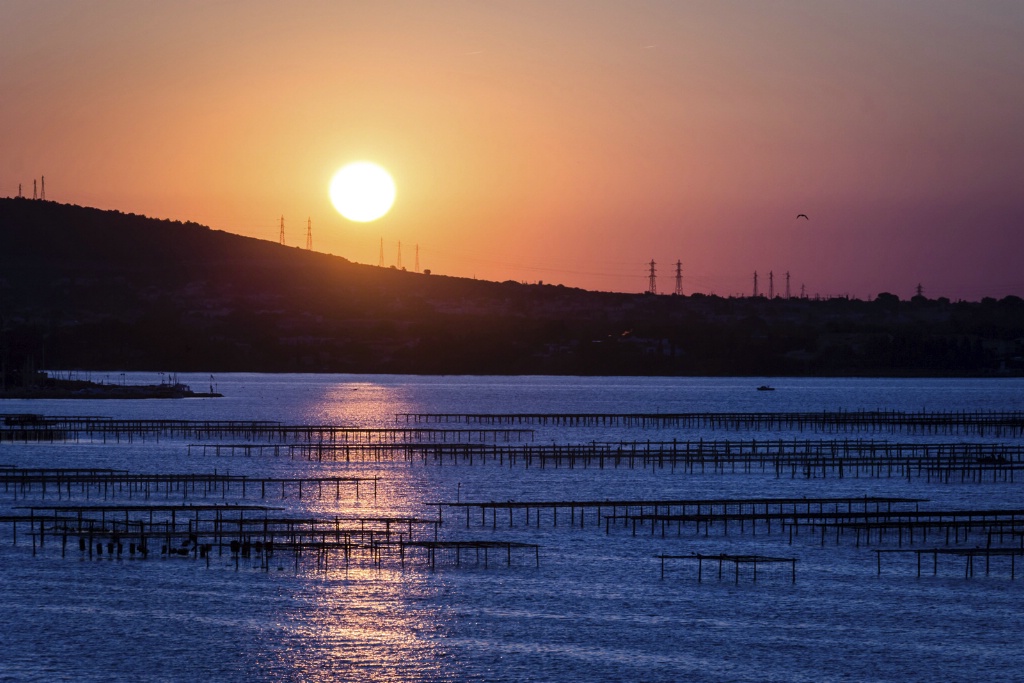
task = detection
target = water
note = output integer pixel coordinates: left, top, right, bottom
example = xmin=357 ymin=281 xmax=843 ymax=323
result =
xmin=2 ymin=375 xmax=1023 ymax=682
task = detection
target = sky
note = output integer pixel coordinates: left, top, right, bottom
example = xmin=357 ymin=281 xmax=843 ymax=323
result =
xmin=3 ymin=1 xmax=1024 ymax=301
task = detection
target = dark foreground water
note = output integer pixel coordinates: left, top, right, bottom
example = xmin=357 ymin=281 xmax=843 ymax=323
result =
xmin=1 ymin=375 xmax=1023 ymax=682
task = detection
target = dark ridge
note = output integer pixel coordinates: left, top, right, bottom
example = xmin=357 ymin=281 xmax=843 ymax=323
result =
xmin=1 ymin=197 xmax=1022 ymax=379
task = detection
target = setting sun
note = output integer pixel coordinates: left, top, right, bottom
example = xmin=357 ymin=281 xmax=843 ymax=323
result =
xmin=329 ymin=162 xmax=396 ymax=223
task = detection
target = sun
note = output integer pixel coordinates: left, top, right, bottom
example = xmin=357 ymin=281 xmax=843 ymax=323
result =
xmin=329 ymin=162 xmax=396 ymax=222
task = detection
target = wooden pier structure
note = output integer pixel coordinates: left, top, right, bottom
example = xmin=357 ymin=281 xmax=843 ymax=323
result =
xmin=1 ymin=501 xmax=540 ymax=572
xmin=0 ymin=467 xmax=378 ymax=502
xmin=596 ymin=439 xmax=1024 ymax=482
xmin=397 ymin=410 xmax=1024 ymax=437
xmin=183 ymin=438 xmax=1023 ymax=483
xmin=875 ymin=547 xmax=1024 ymax=579
xmin=658 ymin=553 xmax=798 ymax=584
xmin=435 ymin=495 xmax=1024 ymax=552
xmin=404 ymin=540 xmax=540 ymax=570
xmin=433 ymin=496 xmax=925 ymax=531
xmin=0 ymin=415 xmax=533 ymax=444
xmin=617 ymin=506 xmax=1024 ymax=548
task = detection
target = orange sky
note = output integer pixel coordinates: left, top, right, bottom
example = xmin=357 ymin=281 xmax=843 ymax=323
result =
xmin=3 ymin=2 xmax=1024 ymax=300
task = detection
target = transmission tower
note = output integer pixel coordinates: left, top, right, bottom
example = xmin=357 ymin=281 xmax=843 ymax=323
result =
xmin=33 ymin=179 xmax=37 ymax=200
xmin=397 ymin=241 xmax=403 ymax=269
xmin=674 ymin=260 xmax=683 ymax=296
xmin=279 ymin=216 xmax=285 ymax=245
xmin=647 ymin=260 xmax=657 ymax=294
xmin=785 ymin=271 xmax=791 ymax=299
xmin=40 ymin=176 xmax=45 ymax=200
xmin=916 ymin=283 xmax=924 ymax=298
xmin=753 ymin=271 xmax=759 ymax=298
xmin=415 ymin=244 xmax=420 ymax=273
xmin=768 ymin=271 xmax=774 ymax=299
xmin=17 ymin=183 xmax=22 ymax=198
xmin=305 ymin=218 xmax=312 ymax=250
xmin=378 ymin=238 xmax=384 ymax=267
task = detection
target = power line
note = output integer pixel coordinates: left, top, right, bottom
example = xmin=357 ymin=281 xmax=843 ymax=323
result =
xmin=414 ymin=243 xmax=651 ymax=281
xmin=388 ymin=243 xmax=780 ymax=297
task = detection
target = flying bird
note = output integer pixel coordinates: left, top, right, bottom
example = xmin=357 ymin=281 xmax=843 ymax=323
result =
xmin=796 ymin=214 xmax=808 ymax=220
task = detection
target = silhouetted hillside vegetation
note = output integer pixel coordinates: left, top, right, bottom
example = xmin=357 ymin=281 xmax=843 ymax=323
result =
xmin=2 ymin=197 xmax=1023 ymax=381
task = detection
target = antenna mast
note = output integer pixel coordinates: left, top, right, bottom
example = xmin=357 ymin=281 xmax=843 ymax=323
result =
xmin=753 ymin=271 xmax=759 ymax=298
xmin=33 ymin=179 xmax=37 ymax=200
xmin=768 ymin=271 xmax=774 ymax=299
xmin=785 ymin=272 xmax=791 ymax=299
xmin=397 ymin=241 xmax=403 ymax=269
xmin=415 ymin=244 xmax=420 ymax=273
xmin=378 ymin=238 xmax=384 ymax=267
xmin=40 ymin=176 xmax=45 ymax=200
xmin=305 ymin=218 xmax=312 ymax=250
xmin=279 ymin=216 xmax=285 ymax=245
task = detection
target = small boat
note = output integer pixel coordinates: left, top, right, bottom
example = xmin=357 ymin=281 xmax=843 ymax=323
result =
xmin=756 ymin=385 xmax=775 ymax=391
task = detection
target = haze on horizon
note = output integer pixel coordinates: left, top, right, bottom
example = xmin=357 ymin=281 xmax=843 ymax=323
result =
xmin=2 ymin=1 xmax=1023 ymax=302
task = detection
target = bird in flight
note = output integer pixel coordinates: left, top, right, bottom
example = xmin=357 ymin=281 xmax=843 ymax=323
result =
xmin=796 ymin=214 xmax=809 ymax=220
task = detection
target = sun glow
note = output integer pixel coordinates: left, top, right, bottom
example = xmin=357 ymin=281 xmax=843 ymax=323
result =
xmin=329 ymin=162 xmax=396 ymax=222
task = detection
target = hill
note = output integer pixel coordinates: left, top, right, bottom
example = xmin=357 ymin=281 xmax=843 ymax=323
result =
xmin=1 ymin=197 xmax=1023 ymax=380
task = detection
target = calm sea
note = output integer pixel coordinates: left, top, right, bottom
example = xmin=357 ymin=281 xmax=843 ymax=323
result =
xmin=1 ymin=375 xmax=1023 ymax=682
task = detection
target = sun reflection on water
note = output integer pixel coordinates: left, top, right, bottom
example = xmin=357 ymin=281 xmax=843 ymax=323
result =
xmin=259 ymin=570 xmax=460 ymax=682
xmin=310 ymin=381 xmax=423 ymax=428
xmin=260 ymin=381 xmax=462 ymax=681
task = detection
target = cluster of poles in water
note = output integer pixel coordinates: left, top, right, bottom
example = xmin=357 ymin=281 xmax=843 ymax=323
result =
xmin=3 ymin=409 xmax=1024 ymax=582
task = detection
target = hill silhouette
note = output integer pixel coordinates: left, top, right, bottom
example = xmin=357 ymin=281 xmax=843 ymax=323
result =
xmin=1 ymin=197 xmax=1022 ymax=380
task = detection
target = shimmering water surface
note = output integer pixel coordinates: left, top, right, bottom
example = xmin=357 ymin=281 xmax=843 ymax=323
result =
xmin=2 ymin=375 xmax=1023 ymax=682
